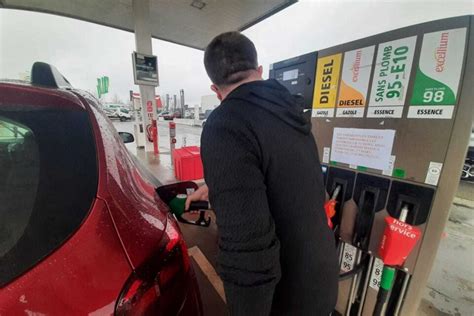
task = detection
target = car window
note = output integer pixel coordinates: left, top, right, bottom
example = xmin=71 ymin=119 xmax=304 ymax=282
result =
xmin=0 ymin=107 xmax=98 ymax=286
xmin=0 ymin=120 xmax=38 ymax=259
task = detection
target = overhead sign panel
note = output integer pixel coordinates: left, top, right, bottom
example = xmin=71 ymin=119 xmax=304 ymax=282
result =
xmin=368 ymin=36 xmax=417 ymax=118
xmin=312 ymin=53 xmax=342 ymax=117
xmin=336 ymin=46 xmax=375 ymax=118
xmin=408 ymin=28 xmax=467 ymax=119
xmin=132 ymin=52 xmax=159 ymax=86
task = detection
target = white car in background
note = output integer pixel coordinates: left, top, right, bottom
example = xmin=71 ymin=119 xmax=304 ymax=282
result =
xmin=462 ymin=127 xmax=474 ymax=183
xmin=103 ymin=104 xmax=132 ymax=121
xmin=113 ymin=108 xmax=132 ymax=121
xmin=184 ymin=110 xmax=193 ymax=119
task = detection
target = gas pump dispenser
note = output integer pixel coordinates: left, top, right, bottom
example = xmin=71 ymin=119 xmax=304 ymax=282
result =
xmin=131 ymin=93 xmax=147 ymax=148
xmin=270 ymin=15 xmax=474 ymax=315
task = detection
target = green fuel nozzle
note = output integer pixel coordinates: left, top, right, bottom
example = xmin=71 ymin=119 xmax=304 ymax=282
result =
xmin=168 ymin=194 xmax=211 ymax=227
xmin=380 ymin=266 xmax=396 ymax=292
xmin=373 ymin=266 xmax=396 ymax=316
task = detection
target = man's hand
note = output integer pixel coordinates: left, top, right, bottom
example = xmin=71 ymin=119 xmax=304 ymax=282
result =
xmin=185 ymin=184 xmax=209 ymax=211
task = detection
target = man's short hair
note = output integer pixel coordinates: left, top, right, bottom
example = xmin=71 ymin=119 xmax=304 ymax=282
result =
xmin=204 ymin=32 xmax=258 ymax=86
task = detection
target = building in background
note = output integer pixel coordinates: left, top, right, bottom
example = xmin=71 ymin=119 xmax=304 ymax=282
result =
xmin=200 ymin=94 xmax=220 ymax=113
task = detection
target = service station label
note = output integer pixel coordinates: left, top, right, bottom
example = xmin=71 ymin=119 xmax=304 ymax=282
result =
xmin=408 ymin=28 xmax=467 ymax=119
xmin=368 ymin=36 xmax=417 ymax=118
xmin=312 ymin=53 xmax=342 ymax=117
xmin=336 ymin=46 xmax=375 ymax=118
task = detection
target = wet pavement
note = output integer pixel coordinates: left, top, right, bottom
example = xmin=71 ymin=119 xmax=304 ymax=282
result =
xmin=113 ymin=120 xmax=474 ymax=316
xmin=419 ymin=187 xmax=474 ymax=316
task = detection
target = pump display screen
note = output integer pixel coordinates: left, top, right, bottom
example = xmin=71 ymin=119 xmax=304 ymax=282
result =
xmin=282 ymin=69 xmax=299 ymax=81
xmin=269 ymin=52 xmax=317 ymax=109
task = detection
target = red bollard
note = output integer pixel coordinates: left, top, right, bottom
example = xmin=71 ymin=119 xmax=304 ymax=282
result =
xmin=152 ymin=119 xmax=158 ymax=154
xmin=169 ymin=122 xmax=176 ymax=165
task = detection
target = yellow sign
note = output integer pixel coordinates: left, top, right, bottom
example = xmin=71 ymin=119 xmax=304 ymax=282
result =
xmin=312 ymin=53 xmax=342 ymax=117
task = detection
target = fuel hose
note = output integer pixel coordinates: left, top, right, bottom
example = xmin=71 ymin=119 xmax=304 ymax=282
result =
xmin=372 ymin=266 xmax=396 ymax=316
xmin=372 ymin=205 xmax=409 ymax=315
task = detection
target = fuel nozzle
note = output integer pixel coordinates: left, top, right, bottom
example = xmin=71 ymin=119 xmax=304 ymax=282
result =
xmin=169 ymin=194 xmax=211 ymax=227
xmin=399 ymin=205 xmax=409 ymax=223
xmin=324 ymin=185 xmax=341 ymax=229
xmin=379 ymin=205 xmax=420 ymax=266
xmin=373 ymin=205 xmax=422 ymax=316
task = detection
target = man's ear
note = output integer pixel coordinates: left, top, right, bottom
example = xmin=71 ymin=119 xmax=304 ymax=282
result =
xmin=211 ymin=84 xmax=223 ymax=101
xmin=257 ymin=65 xmax=263 ymax=77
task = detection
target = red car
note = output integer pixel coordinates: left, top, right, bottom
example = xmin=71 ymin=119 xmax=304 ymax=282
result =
xmin=0 ymin=63 xmax=203 ymax=315
xmin=159 ymin=111 xmax=182 ymax=121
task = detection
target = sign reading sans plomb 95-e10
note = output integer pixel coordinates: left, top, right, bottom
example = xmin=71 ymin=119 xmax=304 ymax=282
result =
xmin=368 ymin=36 xmax=417 ymax=118
xmin=312 ymin=53 xmax=342 ymax=117
xmin=408 ymin=28 xmax=467 ymax=119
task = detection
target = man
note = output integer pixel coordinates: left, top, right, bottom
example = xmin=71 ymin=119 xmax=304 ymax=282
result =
xmin=186 ymin=32 xmax=338 ymax=315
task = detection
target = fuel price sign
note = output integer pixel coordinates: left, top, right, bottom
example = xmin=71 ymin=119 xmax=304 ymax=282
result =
xmin=368 ymin=36 xmax=417 ymax=118
xmin=408 ymin=28 xmax=467 ymax=119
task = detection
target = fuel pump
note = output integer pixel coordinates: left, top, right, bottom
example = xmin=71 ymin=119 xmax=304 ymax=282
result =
xmin=131 ymin=92 xmax=146 ymax=148
xmin=269 ymin=15 xmax=473 ymax=316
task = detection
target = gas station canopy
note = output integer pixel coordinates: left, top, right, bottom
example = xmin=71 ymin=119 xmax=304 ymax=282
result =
xmin=1 ymin=0 xmax=296 ymax=50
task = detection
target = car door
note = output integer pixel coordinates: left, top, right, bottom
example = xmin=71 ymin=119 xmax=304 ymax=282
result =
xmin=0 ymin=84 xmax=131 ymax=314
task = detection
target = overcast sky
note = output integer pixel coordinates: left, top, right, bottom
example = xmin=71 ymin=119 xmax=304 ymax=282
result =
xmin=1 ymin=0 xmax=473 ymax=106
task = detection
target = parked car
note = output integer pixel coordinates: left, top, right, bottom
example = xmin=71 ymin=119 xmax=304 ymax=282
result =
xmin=103 ymin=103 xmax=122 ymax=113
xmin=461 ymin=127 xmax=474 ymax=183
xmin=158 ymin=111 xmax=182 ymax=120
xmin=0 ymin=62 xmax=203 ymax=315
xmin=104 ymin=104 xmax=132 ymax=121
xmin=184 ymin=110 xmax=193 ymax=119
xmin=174 ymin=111 xmax=183 ymax=119
xmin=114 ymin=108 xmax=132 ymax=121
xmin=159 ymin=111 xmax=174 ymax=120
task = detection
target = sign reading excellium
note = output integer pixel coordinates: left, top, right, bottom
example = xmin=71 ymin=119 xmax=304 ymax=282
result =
xmin=336 ymin=46 xmax=375 ymax=118
xmin=312 ymin=53 xmax=342 ymax=117
xmin=368 ymin=36 xmax=417 ymax=118
xmin=408 ymin=28 xmax=467 ymax=119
